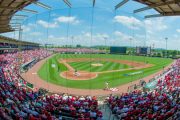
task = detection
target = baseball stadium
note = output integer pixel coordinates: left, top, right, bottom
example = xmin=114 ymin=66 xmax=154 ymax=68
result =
xmin=0 ymin=0 xmax=180 ymax=120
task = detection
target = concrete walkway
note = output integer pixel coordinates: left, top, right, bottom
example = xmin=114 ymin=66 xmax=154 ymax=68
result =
xmin=98 ymin=100 xmax=118 ymax=120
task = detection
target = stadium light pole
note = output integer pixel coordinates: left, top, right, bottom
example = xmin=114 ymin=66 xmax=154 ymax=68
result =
xmin=152 ymin=43 xmax=155 ymax=57
xmin=129 ymin=37 xmax=133 ymax=86
xmin=129 ymin=37 xmax=132 ymax=55
xmin=71 ymin=36 xmax=74 ymax=48
xmin=165 ymin=37 xmax=168 ymax=58
xmin=103 ymin=37 xmax=107 ymax=54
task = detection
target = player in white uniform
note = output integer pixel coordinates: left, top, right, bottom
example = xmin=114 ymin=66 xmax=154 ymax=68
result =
xmin=105 ymin=81 xmax=109 ymax=90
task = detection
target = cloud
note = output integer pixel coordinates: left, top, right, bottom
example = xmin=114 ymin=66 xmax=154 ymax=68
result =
xmin=114 ymin=16 xmax=143 ymax=30
xmin=21 ymin=23 xmax=38 ymax=33
xmin=173 ymin=34 xmax=179 ymax=38
xmin=37 ymin=20 xmax=58 ymax=28
xmin=55 ymin=16 xmax=80 ymax=24
xmin=114 ymin=31 xmax=146 ymax=46
xmin=94 ymin=33 xmax=109 ymax=39
xmin=113 ymin=16 xmax=168 ymax=33
xmin=21 ymin=23 xmax=35 ymax=32
xmin=73 ymin=32 xmax=110 ymax=45
xmin=114 ymin=31 xmax=132 ymax=40
xmin=176 ymin=29 xmax=180 ymax=33
xmin=135 ymin=34 xmax=145 ymax=39
xmin=83 ymin=32 xmax=91 ymax=37
xmin=21 ymin=25 xmax=31 ymax=32
xmin=46 ymin=32 xmax=110 ymax=46
xmin=144 ymin=18 xmax=168 ymax=34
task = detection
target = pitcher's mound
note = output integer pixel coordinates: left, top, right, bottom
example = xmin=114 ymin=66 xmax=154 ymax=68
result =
xmin=91 ymin=63 xmax=103 ymax=67
xmin=60 ymin=71 xmax=97 ymax=80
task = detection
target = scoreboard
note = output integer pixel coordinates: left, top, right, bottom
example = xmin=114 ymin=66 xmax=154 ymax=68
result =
xmin=110 ymin=47 xmax=127 ymax=54
xmin=136 ymin=47 xmax=151 ymax=55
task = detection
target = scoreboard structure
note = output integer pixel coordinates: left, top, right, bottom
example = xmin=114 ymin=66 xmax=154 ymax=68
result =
xmin=110 ymin=47 xmax=127 ymax=54
xmin=136 ymin=46 xmax=151 ymax=55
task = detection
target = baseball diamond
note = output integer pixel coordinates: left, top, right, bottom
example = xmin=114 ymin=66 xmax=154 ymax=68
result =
xmin=0 ymin=1 xmax=180 ymax=120
xmin=33 ymin=54 xmax=172 ymax=89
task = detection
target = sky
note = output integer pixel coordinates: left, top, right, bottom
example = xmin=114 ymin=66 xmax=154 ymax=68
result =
xmin=1 ymin=0 xmax=180 ymax=50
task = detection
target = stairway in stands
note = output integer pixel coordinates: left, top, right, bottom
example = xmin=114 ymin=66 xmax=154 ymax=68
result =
xmin=98 ymin=100 xmax=118 ymax=120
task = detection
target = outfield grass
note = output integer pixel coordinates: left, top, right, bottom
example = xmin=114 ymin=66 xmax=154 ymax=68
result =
xmin=69 ymin=61 xmax=132 ymax=72
xmin=38 ymin=54 xmax=173 ymax=89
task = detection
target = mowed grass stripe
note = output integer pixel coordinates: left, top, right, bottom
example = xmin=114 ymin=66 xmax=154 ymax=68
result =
xmin=91 ymin=61 xmax=109 ymax=72
xmin=70 ymin=62 xmax=83 ymax=66
xmin=108 ymin=62 xmax=119 ymax=70
xmin=70 ymin=62 xmax=90 ymax=70
xmin=112 ymin=63 xmax=122 ymax=70
xmin=118 ymin=64 xmax=127 ymax=69
xmin=65 ymin=54 xmax=70 ymax=58
xmin=74 ymin=62 xmax=88 ymax=68
xmin=90 ymin=61 xmax=106 ymax=72
xmin=60 ymin=54 xmax=68 ymax=59
xmin=77 ymin=61 xmax=93 ymax=71
xmin=95 ymin=61 xmax=113 ymax=72
xmin=73 ymin=61 xmax=91 ymax=68
xmin=70 ymin=54 xmax=75 ymax=58
xmin=125 ymin=64 xmax=132 ymax=68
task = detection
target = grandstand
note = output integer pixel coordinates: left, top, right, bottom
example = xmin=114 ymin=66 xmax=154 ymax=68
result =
xmin=0 ymin=35 xmax=39 ymax=52
xmin=0 ymin=0 xmax=179 ymax=120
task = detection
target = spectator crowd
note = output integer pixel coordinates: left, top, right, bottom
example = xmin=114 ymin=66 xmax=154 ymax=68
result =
xmin=54 ymin=48 xmax=105 ymax=54
xmin=108 ymin=59 xmax=180 ymax=120
xmin=0 ymin=49 xmax=103 ymax=120
xmin=0 ymin=48 xmax=179 ymax=120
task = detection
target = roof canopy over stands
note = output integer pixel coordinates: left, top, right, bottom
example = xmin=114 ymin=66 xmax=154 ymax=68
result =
xmin=0 ymin=0 xmax=38 ymax=33
xmin=133 ymin=0 xmax=180 ymax=18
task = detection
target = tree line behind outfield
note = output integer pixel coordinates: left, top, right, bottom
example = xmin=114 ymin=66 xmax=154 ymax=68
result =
xmin=41 ymin=45 xmax=180 ymax=59
xmin=151 ymin=49 xmax=180 ymax=59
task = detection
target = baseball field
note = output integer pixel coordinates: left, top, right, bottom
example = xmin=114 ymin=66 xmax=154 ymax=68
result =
xmin=38 ymin=54 xmax=172 ymax=89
